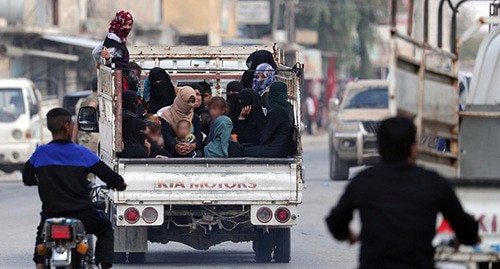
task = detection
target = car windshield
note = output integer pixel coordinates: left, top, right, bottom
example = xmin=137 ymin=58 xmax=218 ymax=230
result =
xmin=0 ymin=88 xmax=25 ymax=122
xmin=344 ymin=87 xmax=388 ymax=109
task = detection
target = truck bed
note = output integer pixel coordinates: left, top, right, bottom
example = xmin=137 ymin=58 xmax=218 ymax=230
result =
xmin=115 ymin=157 xmax=302 ymax=205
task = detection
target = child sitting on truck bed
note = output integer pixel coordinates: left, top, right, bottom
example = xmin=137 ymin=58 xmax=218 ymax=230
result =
xmin=205 ymin=97 xmax=229 ymax=144
xmin=175 ymin=120 xmax=199 ymax=158
xmin=204 ymin=115 xmax=243 ymax=158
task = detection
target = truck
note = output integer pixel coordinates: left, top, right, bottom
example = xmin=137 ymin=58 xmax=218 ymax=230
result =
xmin=387 ymin=1 xmax=500 ymax=268
xmin=328 ymin=80 xmax=390 ymax=181
xmin=78 ymin=45 xmax=303 ymax=264
xmin=0 ymin=78 xmax=55 ymax=173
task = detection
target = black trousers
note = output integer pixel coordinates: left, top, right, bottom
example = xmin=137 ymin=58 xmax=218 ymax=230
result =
xmin=33 ymin=208 xmax=114 ymax=266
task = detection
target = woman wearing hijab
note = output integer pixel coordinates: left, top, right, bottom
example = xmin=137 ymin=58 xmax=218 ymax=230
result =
xmin=92 ymin=11 xmax=135 ymax=90
xmin=189 ymin=83 xmax=211 ymax=135
xmin=235 ymin=89 xmax=266 ymax=146
xmin=204 ymin=116 xmax=243 ymax=158
xmin=252 ymin=63 xmax=275 ymax=95
xmin=122 ymin=90 xmax=140 ymax=126
xmin=226 ymin=81 xmax=244 ymax=128
xmin=241 ymin=50 xmax=277 ymax=88
xmin=244 ymin=82 xmax=295 ymax=158
xmin=118 ymin=118 xmax=149 ymax=158
xmin=159 ymin=86 xmax=203 ymax=157
xmin=148 ymin=67 xmax=176 ymax=114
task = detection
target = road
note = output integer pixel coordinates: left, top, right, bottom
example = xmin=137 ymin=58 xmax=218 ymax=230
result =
xmin=0 ymin=141 xmax=360 ymax=269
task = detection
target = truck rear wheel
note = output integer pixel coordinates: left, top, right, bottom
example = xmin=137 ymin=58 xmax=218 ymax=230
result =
xmin=330 ymin=150 xmax=350 ymax=181
xmin=273 ymin=228 xmax=291 ymax=263
xmin=128 ymin=252 xmax=146 ymax=264
xmin=254 ymin=229 xmax=272 ymax=263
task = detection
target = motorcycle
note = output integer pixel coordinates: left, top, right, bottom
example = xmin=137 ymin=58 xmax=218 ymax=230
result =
xmin=36 ymin=184 xmax=110 ymax=269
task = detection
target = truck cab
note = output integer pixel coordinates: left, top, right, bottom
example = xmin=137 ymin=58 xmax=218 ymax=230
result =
xmin=82 ymin=45 xmax=303 ymax=264
xmin=0 ymin=79 xmax=44 ymax=173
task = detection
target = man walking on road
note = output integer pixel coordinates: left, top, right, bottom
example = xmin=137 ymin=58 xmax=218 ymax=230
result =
xmin=326 ymin=117 xmax=478 ymax=269
xmin=23 ymin=108 xmax=126 ymax=269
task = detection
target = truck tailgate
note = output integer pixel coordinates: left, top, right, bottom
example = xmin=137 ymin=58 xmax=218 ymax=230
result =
xmin=454 ymin=180 xmax=500 ymax=251
xmin=436 ymin=179 xmax=500 ymax=261
xmin=116 ymin=158 xmax=302 ymax=205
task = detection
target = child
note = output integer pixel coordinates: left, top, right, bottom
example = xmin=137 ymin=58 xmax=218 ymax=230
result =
xmin=145 ymin=120 xmax=170 ymax=158
xmin=175 ymin=120 xmax=198 ymax=158
xmin=204 ymin=116 xmax=243 ymax=158
xmin=205 ymin=96 xmax=230 ymax=144
xmin=208 ymin=96 xmax=229 ymax=119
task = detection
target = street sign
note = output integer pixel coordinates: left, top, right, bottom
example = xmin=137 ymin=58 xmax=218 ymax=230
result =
xmin=236 ymin=0 xmax=271 ymax=25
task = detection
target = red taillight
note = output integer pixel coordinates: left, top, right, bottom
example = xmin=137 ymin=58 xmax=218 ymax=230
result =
xmin=124 ymin=207 xmax=140 ymax=224
xmin=51 ymin=225 xmax=71 ymax=239
xmin=256 ymin=207 xmax=273 ymax=223
xmin=275 ymin=207 xmax=291 ymax=223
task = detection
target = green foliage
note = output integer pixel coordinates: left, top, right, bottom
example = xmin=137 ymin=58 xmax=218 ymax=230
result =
xmin=298 ymin=0 xmax=388 ymax=78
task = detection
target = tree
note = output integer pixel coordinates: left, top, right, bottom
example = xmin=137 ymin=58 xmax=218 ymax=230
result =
xmin=297 ymin=0 xmax=388 ymax=78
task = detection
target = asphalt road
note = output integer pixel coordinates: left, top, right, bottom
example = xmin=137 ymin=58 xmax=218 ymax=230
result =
xmin=0 ymin=141 xmax=361 ymax=269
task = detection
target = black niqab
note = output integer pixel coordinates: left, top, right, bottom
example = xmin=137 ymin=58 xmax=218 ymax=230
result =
xmin=226 ymin=81 xmax=244 ymax=124
xmin=148 ymin=67 xmax=176 ymax=113
xmin=236 ymin=89 xmax=266 ymax=145
xmin=122 ymin=90 xmax=140 ymax=125
xmin=119 ymin=118 xmax=149 ymax=158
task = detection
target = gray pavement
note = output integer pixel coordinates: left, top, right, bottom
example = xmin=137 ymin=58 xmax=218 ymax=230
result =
xmin=0 ymin=140 xmax=360 ymax=269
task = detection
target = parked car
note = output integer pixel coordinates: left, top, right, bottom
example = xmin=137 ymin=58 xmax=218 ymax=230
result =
xmin=63 ymin=90 xmax=92 ymax=116
xmin=0 ymin=79 xmax=45 ymax=173
xmin=328 ymin=80 xmax=390 ymax=181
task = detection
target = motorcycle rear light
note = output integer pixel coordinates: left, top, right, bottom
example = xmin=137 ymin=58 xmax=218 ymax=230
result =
xmin=275 ymin=207 xmax=291 ymax=223
xmin=124 ymin=207 xmax=140 ymax=224
xmin=51 ymin=225 xmax=71 ymax=239
xmin=256 ymin=207 xmax=273 ymax=223
xmin=142 ymin=207 xmax=158 ymax=224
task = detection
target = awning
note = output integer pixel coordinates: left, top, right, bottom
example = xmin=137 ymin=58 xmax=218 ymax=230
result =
xmin=1 ymin=44 xmax=78 ymax=61
xmin=42 ymin=34 xmax=101 ymax=49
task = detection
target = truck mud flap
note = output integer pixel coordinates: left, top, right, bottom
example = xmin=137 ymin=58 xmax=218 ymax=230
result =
xmin=114 ymin=226 xmax=147 ymax=252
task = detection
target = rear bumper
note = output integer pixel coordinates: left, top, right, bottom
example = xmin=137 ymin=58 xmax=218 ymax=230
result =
xmin=0 ymin=143 xmax=34 ymax=165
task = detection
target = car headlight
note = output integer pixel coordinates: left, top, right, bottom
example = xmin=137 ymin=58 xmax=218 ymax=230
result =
xmin=341 ymin=139 xmax=356 ymax=148
xmin=12 ymin=129 xmax=23 ymax=140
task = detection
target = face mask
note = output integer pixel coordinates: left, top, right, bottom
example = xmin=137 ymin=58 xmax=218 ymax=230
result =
xmin=121 ymin=27 xmax=131 ymax=36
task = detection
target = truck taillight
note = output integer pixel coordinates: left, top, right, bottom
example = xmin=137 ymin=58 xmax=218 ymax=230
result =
xmin=256 ymin=207 xmax=273 ymax=223
xmin=275 ymin=207 xmax=291 ymax=223
xmin=124 ymin=207 xmax=140 ymax=224
xmin=51 ymin=225 xmax=71 ymax=239
xmin=142 ymin=207 xmax=158 ymax=224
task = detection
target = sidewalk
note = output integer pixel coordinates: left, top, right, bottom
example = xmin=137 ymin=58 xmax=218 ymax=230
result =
xmin=302 ymin=133 xmax=329 ymax=149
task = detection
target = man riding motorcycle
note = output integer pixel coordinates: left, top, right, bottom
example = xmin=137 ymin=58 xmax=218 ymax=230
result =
xmin=23 ymin=108 xmax=127 ymax=269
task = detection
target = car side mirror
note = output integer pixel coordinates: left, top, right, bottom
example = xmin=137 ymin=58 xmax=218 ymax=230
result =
xmin=78 ymin=106 xmax=99 ymax=132
xmin=329 ymin=98 xmax=340 ymax=111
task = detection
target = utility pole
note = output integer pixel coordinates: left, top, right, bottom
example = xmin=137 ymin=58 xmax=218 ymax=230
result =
xmin=285 ymin=0 xmax=297 ymax=43
xmin=272 ymin=0 xmax=282 ymax=34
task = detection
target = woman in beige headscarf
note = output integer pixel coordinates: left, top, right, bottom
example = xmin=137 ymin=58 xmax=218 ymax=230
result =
xmin=159 ymin=86 xmax=203 ymax=156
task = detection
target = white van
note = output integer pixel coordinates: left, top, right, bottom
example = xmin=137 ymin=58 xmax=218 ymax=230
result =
xmin=0 ymin=79 xmax=45 ymax=173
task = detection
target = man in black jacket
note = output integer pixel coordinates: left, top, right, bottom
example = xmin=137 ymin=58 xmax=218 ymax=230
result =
xmin=326 ymin=117 xmax=479 ymax=269
xmin=23 ymin=108 xmax=126 ymax=269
